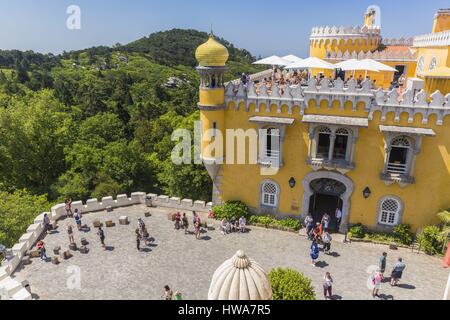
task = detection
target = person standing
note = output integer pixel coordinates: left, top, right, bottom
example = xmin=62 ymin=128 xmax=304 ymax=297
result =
xmin=67 ymin=224 xmax=75 ymax=244
xmin=335 ymin=208 xmax=342 ymax=228
xmin=321 ymin=213 xmax=331 ymax=230
xmin=174 ymin=291 xmax=183 ymax=301
xmin=194 ymin=216 xmax=201 ymax=240
xmin=371 ymin=269 xmax=383 ymax=298
xmin=322 ymin=230 xmax=332 ymax=254
xmin=323 ymin=272 xmax=333 ymax=300
xmin=74 ymin=209 xmax=82 ymax=231
xmin=390 ymin=258 xmax=406 ymax=286
xmin=43 ymin=214 xmax=51 ymax=234
xmin=97 ymin=227 xmax=106 ymax=250
xmin=310 ymin=240 xmax=320 ymax=266
xmin=174 ymin=212 xmax=181 ymax=230
xmin=239 ymin=216 xmax=247 ymax=233
xmin=164 ymin=285 xmax=173 ymax=300
xmin=37 ymin=241 xmax=48 ymax=261
xmin=182 ymin=213 xmax=189 ymax=234
xmin=65 ymin=198 xmax=73 ymax=217
xmin=379 ymin=252 xmax=388 ymax=276
xmin=304 ymin=215 xmax=314 ymax=240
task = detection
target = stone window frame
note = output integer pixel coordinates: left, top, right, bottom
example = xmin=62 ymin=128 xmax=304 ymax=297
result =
xmin=306 ymin=124 xmax=359 ymax=171
xmin=429 ymin=57 xmax=437 ymax=71
xmin=257 ymin=125 xmax=287 ymax=168
xmin=416 ymin=56 xmax=424 ymax=73
xmin=380 ymin=133 xmax=421 ymax=185
xmin=376 ymin=195 xmax=404 ymax=227
xmin=259 ymin=179 xmax=280 ymax=212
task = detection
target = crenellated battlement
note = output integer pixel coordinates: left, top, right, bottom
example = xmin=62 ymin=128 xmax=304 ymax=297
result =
xmin=381 ymin=37 xmax=414 ymax=46
xmin=310 ymin=25 xmax=381 ymax=41
xmin=225 ymin=80 xmax=450 ymax=125
xmin=326 ymin=49 xmax=417 ymax=61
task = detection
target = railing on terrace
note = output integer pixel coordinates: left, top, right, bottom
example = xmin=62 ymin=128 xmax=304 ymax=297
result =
xmin=413 ymin=30 xmax=450 ymax=47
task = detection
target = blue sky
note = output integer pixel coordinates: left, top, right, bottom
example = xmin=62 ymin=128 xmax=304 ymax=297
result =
xmin=0 ymin=0 xmax=447 ymax=57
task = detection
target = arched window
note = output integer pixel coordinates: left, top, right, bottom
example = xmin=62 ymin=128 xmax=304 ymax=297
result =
xmin=261 ymin=181 xmax=279 ymax=207
xmin=417 ymin=56 xmax=424 ymax=73
xmin=429 ymin=57 xmax=437 ymax=71
xmin=378 ymin=197 xmax=402 ymax=226
xmin=387 ymin=136 xmax=412 ymax=175
xmin=333 ymin=128 xmax=350 ymax=160
xmin=316 ymin=127 xmax=331 ymax=159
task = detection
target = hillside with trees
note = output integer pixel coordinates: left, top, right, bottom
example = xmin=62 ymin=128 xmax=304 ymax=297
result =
xmin=0 ymin=29 xmax=262 ymax=247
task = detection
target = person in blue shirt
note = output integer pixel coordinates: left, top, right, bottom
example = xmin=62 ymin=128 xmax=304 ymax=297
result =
xmin=310 ymin=240 xmax=320 ymax=266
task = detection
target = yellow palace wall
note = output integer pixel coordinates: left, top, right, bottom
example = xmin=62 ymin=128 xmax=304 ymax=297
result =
xmin=217 ymin=100 xmax=450 ymax=232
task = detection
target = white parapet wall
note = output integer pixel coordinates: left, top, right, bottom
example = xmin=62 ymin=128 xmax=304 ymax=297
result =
xmin=0 ymin=191 xmax=212 ymax=300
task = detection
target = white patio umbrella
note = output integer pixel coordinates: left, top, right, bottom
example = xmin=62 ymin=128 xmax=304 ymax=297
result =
xmin=334 ymin=59 xmax=380 ymax=72
xmin=285 ymin=57 xmax=335 ymax=70
xmin=282 ymin=54 xmax=303 ymax=64
xmin=360 ymin=59 xmax=398 ymax=72
xmin=253 ymin=55 xmax=291 ymax=66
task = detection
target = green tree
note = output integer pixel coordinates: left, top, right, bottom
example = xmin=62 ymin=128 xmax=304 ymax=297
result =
xmin=269 ymin=268 xmax=316 ymax=301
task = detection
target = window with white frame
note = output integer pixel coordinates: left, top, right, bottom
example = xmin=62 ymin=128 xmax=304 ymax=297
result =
xmin=386 ymin=136 xmax=412 ymax=175
xmin=261 ymin=181 xmax=278 ymax=207
xmin=378 ymin=197 xmax=402 ymax=226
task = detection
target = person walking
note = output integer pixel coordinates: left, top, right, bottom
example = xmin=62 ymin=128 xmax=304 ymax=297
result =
xmin=322 ymin=230 xmax=332 ymax=254
xmin=390 ymin=258 xmax=406 ymax=286
xmin=135 ymin=229 xmax=141 ymax=251
xmin=379 ymin=252 xmax=388 ymax=276
xmin=371 ymin=269 xmax=383 ymax=298
xmin=310 ymin=239 xmax=320 ymax=266
xmin=67 ymin=224 xmax=75 ymax=244
xmin=164 ymin=285 xmax=173 ymax=300
xmin=182 ymin=213 xmax=189 ymax=234
xmin=323 ymin=272 xmax=333 ymax=300
xmin=74 ymin=209 xmax=82 ymax=231
xmin=97 ymin=227 xmax=106 ymax=250
xmin=194 ymin=216 xmax=201 ymax=240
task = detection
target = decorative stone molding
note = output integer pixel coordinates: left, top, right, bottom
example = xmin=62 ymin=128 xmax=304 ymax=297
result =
xmin=413 ymin=30 xmax=450 ymax=48
xmin=301 ymin=171 xmax=354 ymax=234
xmin=326 ymin=49 xmax=417 ymax=61
xmin=0 ymin=191 xmax=212 ymax=300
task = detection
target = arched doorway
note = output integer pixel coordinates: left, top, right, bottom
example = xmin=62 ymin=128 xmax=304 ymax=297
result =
xmin=301 ymin=171 xmax=354 ymax=234
xmin=308 ymin=179 xmax=346 ymax=232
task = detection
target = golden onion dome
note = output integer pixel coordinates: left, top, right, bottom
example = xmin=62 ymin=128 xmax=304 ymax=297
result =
xmin=195 ymin=34 xmax=229 ymax=67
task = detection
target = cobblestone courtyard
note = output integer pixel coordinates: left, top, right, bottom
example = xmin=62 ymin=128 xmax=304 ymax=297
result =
xmin=13 ymin=205 xmax=448 ymax=300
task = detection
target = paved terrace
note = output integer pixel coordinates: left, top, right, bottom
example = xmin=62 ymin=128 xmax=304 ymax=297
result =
xmin=12 ymin=204 xmax=448 ymax=300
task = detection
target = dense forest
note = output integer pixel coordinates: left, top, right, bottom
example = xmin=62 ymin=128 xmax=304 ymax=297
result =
xmin=0 ymin=29 xmax=262 ymax=247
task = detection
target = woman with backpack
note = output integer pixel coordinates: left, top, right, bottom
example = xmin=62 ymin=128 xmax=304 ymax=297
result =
xmin=310 ymin=239 xmax=320 ymax=266
xmin=73 ymin=209 xmax=82 ymax=231
xmin=371 ymin=269 xmax=383 ymax=298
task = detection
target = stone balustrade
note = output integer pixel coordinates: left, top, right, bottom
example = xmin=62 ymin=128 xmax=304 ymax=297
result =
xmin=413 ymin=30 xmax=450 ymax=48
xmin=381 ymin=37 xmax=414 ymax=46
xmin=0 ymin=191 xmax=212 ymax=300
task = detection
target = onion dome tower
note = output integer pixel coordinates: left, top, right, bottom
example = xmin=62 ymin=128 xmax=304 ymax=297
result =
xmin=195 ymin=33 xmax=229 ymax=204
xmin=208 ymin=250 xmax=273 ymax=300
